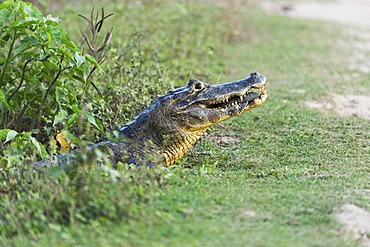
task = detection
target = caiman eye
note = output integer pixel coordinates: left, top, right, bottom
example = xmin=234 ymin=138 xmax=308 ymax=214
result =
xmin=194 ymin=83 xmax=203 ymax=90
xmin=188 ymin=79 xmax=206 ymax=91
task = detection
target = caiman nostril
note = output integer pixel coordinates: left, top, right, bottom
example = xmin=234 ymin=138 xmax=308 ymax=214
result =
xmin=250 ymin=72 xmax=258 ymax=76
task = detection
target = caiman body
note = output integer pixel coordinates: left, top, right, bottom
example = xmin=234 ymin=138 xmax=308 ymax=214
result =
xmin=37 ymin=72 xmax=267 ymax=167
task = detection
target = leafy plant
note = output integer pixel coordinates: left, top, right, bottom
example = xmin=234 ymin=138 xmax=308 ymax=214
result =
xmin=0 ymin=0 xmax=100 ymax=158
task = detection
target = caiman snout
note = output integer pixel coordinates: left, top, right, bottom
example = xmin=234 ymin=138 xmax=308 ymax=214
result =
xmin=248 ymin=71 xmax=266 ymax=84
xmin=249 ymin=71 xmax=263 ymax=78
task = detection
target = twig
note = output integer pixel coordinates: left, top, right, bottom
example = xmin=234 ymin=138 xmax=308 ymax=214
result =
xmin=90 ymin=80 xmax=102 ymax=98
xmin=78 ymin=8 xmax=114 ymax=98
xmin=7 ymin=55 xmax=50 ymax=103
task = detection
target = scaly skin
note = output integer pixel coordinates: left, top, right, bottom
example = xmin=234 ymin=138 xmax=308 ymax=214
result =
xmin=36 ymin=72 xmax=267 ymax=168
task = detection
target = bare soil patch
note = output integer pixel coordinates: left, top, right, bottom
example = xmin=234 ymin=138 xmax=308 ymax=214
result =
xmin=305 ymin=94 xmax=370 ymax=120
xmin=207 ymin=125 xmax=240 ymax=147
xmin=336 ymin=204 xmax=370 ymax=247
xmin=261 ymin=0 xmax=370 ymax=28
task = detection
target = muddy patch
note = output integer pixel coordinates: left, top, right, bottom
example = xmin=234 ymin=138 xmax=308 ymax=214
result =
xmin=335 ymin=204 xmax=370 ymax=247
xmin=305 ymin=94 xmax=370 ymax=119
xmin=207 ymin=131 xmax=240 ymax=147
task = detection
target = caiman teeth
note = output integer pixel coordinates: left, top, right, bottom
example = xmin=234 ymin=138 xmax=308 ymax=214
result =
xmin=207 ymin=94 xmax=244 ymax=109
xmin=261 ymin=85 xmax=266 ymax=95
xmin=205 ymin=85 xmax=265 ymax=110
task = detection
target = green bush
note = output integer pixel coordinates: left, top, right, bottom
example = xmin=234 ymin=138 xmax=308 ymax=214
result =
xmin=0 ymin=0 xmax=101 ymax=158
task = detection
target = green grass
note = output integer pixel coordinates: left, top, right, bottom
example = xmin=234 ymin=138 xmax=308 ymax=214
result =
xmin=1 ymin=0 xmax=370 ymax=246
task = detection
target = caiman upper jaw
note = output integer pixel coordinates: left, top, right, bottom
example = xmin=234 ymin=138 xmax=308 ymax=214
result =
xmin=204 ymin=84 xmax=267 ymax=110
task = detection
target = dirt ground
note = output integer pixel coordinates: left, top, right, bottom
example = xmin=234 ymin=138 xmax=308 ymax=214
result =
xmin=305 ymin=94 xmax=370 ymax=120
xmin=336 ymin=204 xmax=370 ymax=247
xmin=261 ymin=1 xmax=370 ymax=246
xmin=261 ymin=0 xmax=370 ymax=28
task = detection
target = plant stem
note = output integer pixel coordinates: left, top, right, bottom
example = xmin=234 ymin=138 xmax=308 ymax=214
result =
xmin=0 ymin=30 xmax=17 ymax=87
xmin=7 ymin=56 xmax=50 ymax=103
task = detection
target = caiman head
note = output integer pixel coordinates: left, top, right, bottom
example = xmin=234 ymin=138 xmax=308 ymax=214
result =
xmin=165 ymin=71 xmax=267 ymax=132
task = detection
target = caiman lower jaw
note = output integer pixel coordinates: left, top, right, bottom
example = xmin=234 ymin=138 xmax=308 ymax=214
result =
xmin=204 ymin=85 xmax=267 ymax=110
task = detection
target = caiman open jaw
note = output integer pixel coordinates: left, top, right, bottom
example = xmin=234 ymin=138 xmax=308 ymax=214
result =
xmin=204 ymin=84 xmax=267 ymax=111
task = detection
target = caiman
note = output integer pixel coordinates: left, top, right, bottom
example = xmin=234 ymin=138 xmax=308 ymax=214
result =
xmin=36 ymin=72 xmax=267 ymax=168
